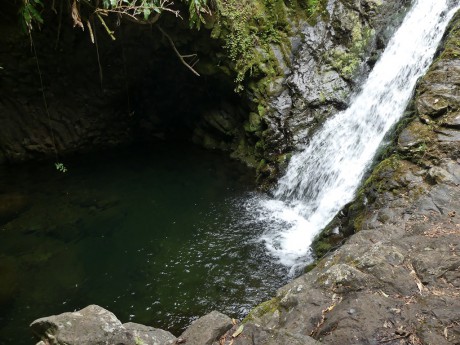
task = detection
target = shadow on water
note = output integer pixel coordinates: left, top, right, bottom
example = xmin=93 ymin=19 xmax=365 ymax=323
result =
xmin=0 ymin=143 xmax=290 ymax=345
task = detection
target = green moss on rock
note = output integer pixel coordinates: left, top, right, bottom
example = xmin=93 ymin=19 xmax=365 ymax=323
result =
xmin=242 ymin=297 xmax=280 ymax=323
xmin=326 ymin=26 xmax=375 ymax=79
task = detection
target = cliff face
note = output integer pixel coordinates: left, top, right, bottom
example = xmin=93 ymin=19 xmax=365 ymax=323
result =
xmin=0 ymin=3 xmax=136 ymax=163
xmin=254 ymin=0 xmax=411 ymax=183
xmin=0 ymin=0 xmax=409 ymax=171
xmin=0 ymin=1 xmax=242 ymax=164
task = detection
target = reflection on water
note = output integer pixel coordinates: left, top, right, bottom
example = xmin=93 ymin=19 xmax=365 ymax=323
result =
xmin=0 ymin=144 xmax=289 ymax=345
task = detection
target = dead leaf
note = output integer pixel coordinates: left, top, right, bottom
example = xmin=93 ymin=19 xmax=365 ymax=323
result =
xmin=379 ymin=290 xmax=389 ymax=298
xmin=86 ymin=20 xmax=94 ymax=43
xmin=407 ymin=262 xmax=425 ymax=295
xmin=72 ymin=0 xmax=84 ymax=30
xmin=383 ymin=320 xmax=392 ymax=328
xmin=232 ymin=325 xmax=244 ymax=338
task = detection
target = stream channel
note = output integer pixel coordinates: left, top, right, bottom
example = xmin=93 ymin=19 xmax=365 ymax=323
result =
xmin=0 ymin=144 xmax=289 ymax=344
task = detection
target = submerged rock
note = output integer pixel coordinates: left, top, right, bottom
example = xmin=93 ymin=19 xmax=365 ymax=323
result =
xmin=0 ymin=255 xmax=19 ymax=308
xmin=0 ymin=194 xmax=30 ymax=225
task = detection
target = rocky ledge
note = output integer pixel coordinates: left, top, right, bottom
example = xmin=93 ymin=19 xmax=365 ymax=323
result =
xmin=30 ymin=8 xmax=460 ymax=345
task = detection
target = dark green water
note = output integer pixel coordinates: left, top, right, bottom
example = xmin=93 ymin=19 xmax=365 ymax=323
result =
xmin=0 ymin=144 xmax=289 ymax=345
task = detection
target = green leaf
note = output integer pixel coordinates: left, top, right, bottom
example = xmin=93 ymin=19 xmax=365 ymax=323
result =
xmin=55 ymin=162 xmax=68 ymax=173
xmin=143 ymin=7 xmax=151 ymax=20
xmin=28 ymin=6 xmax=43 ymax=23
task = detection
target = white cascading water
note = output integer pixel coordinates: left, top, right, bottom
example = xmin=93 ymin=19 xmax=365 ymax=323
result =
xmin=250 ymin=0 xmax=460 ymax=274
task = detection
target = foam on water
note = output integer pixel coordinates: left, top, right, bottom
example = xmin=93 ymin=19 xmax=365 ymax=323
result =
xmin=251 ymin=0 xmax=460 ymax=273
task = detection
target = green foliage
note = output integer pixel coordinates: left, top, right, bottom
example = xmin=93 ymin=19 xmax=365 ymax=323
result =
xmin=211 ymin=0 xmax=291 ymax=90
xmin=19 ymin=0 xmax=44 ymax=32
xmin=306 ymin=0 xmax=319 ymax=14
xmin=326 ymin=25 xmax=374 ymax=79
xmin=312 ymin=240 xmax=333 ymax=257
xmin=100 ymin=0 xmax=167 ymax=20
xmin=55 ymin=162 xmax=68 ymax=173
xmin=97 ymin=0 xmax=212 ymax=26
xmin=186 ymin=0 xmax=211 ymax=29
xmin=207 ymin=0 xmax=327 ymax=90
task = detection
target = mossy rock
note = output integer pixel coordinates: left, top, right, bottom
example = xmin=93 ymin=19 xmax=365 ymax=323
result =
xmin=312 ymin=240 xmax=333 ymax=258
xmin=0 ymin=194 xmax=30 ymax=225
xmin=243 ymin=297 xmax=280 ymax=324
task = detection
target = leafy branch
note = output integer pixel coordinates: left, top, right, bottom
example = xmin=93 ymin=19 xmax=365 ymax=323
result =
xmin=19 ymin=0 xmax=44 ymax=32
xmin=94 ymin=0 xmax=181 ymax=25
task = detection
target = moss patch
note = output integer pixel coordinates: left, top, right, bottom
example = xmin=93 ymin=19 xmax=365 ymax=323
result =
xmin=210 ymin=0 xmax=326 ymax=91
xmin=242 ymin=297 xmax=280 ymax=323
xmin=325 ymin=25 xmax=375 ymax=79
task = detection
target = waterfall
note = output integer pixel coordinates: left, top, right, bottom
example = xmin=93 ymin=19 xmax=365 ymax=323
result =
xmin=250 ymin=0 xmax=460 ymax=274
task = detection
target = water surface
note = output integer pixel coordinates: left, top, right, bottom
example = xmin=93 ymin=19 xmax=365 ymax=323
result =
xmin=0 ymin=144 xmax=289 ymax=344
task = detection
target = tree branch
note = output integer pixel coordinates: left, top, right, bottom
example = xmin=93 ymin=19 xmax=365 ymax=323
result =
xmin=157 ymin=25 xmax=200 ymax=77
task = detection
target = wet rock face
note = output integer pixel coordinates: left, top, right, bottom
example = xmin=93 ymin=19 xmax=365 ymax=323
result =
xmin=261 ymin=0 xmax=411 ymax=167
xmin=225 ymin=9 xmax=460 ymax=345
xmin=0 ymin=0 xmax=414 ymax=171
xmin=0 ymin=12 xmax=139 ymax=163
xmin=0 ymin=7 xmax=239 ymax=164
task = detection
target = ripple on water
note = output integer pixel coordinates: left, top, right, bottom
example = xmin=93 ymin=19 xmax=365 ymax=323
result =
xmin=0 ymin=144 xmax=290 ymax=344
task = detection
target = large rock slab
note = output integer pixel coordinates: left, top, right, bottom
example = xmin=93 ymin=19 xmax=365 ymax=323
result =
xmin=216 ymin=323 xmax=321 ymax=345
xmin=179 ymin=310 xmax=233 ymax=345
xmin=30 ymin=305 xmax=176 ymax=345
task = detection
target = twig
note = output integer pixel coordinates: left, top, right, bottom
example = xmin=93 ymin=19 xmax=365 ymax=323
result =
xmin=96 ymin=8 xmax=164 ymax=24
xmin=119 ymin=27 xmax=133 ymax=116
xmin=91 ymin=16 xmax=104 ymax=90
xmin=157 ymin=25 xmax=200 ymax=77
xmin=54 ymin=0 xmax=63 ymax=49
xmin=379 ymin=334 xmax=410 ymax=343
xmin=309 ymin=296 xmax=342 ymax=337
xmin=29 ymin=32 xmax=59 ymax=162
xmin=96 ymin=13 xmax=116 ymax=40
